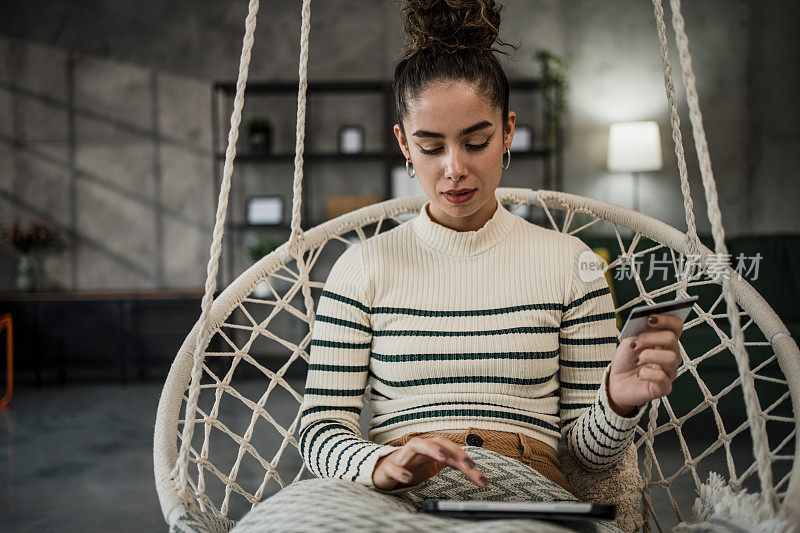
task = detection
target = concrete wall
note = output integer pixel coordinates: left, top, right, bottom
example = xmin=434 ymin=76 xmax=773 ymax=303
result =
xmin=1 ymin=0 xmax=797 ymax=291
xmin=0 ymin=38 xmax=214 ymax=290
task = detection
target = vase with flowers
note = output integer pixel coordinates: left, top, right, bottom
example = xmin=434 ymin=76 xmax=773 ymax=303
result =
xmin=2 ymin=220 xmax=55 ymax=292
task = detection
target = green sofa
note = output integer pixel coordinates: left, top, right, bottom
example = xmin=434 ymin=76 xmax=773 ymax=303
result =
xmin=578 ymin=233 xmax=799 ymax=420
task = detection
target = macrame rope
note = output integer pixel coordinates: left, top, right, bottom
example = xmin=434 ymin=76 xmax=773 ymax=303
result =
xmin=668 ymin=0 xmax=777 ymax=510
xmin=284 ymin=0 xmax=318 ymax=389
xmin=172 ymin=0 xmax=261 ymax=505
xmin=641 ymin=398 xmax=661 ymax=533
xmin=286 ymin=0 xmax=312 ymax=257
xmin=651 ymin=0 xmax=701 ymax=265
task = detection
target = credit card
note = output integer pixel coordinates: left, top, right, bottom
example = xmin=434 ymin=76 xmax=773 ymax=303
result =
xmin=619 ymin=295 xmax=699 ymax=339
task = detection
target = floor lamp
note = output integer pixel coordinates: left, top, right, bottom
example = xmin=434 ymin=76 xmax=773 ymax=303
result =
xmin=607 ymin=121 xmax=663 ymax=214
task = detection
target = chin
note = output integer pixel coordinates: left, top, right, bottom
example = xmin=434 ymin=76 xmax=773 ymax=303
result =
xmin=437 ymin=193 xmax=485 ymax=215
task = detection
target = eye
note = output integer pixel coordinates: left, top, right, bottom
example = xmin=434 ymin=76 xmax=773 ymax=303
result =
xmin=466 ymin=139 xmax=491 ymax=151
xmin=419 ymin=146 xmax=443 ymax=155
xmin=419 ymin=138 xmax=491 ymax=156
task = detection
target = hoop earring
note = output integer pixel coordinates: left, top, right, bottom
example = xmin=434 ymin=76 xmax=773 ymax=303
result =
xmin=406 ymin=158 xmax=416 ymax=179
xmin=502 ymin=147 xmax=511 ymax=170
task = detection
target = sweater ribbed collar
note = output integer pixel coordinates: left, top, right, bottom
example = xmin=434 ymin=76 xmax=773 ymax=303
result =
xmin=411 ymin=199 xmax=518 ymax=257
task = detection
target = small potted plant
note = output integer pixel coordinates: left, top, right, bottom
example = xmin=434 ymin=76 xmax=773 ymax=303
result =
xmin=2 ymin=219 xmax=55 ymax=292
xmin=248 ymin=234 xmax=279 ymax=298
xmin=248 ymin=234 xmax=279 ymax=264
xmin=246 ymin=118 xmax=273 ymax=154
xmin=536 ymin=49 xmax=569 ymax=152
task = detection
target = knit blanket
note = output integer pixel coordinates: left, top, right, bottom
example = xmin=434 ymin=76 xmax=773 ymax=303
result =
xmin=225 ymin=446 xmax=622 ymax=533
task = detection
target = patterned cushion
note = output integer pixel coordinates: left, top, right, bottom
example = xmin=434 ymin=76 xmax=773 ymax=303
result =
xmin=394 ymin=445 xmax=580 ymax=508
xmin=229 ymin=446 xmax=622 ymax=533
xmin=169 ymin=510 xmax=237 ymax=533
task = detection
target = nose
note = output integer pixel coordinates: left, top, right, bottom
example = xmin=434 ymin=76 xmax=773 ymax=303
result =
xmin=443 ymin=147 xmax=467 ymax=182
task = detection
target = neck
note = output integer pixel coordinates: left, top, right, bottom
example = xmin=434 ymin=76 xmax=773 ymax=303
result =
xmin=411 ymin=196 xmax=517 ymax=257
xmin=426 ymin=197 xmax=499 ymax=232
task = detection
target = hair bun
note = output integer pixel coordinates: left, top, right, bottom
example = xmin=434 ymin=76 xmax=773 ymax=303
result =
xmin=402 ymin=0 xmax=511 ymax=57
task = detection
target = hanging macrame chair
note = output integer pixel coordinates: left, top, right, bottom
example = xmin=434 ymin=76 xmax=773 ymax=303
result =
xmin=153 ymin=0 xmax=799 ymax=530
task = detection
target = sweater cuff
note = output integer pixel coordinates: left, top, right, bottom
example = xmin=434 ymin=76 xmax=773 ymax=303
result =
xmin=362 ymin=444 xmax=430 ymax=495
xmin=352 ymin=443 xmax=402 ymax=489
xmin=597 ymin=365 xmax=648 ymax=433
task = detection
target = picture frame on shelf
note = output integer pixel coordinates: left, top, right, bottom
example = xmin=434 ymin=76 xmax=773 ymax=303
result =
xmin=510 ymin=124 xmax=533 ymax=152
xmin=325 ymin=195 xmax=381 ymax=221
xmin=246 ymin=118 xmax=273 ymax=154
xmin=338 ymin=125 xmax=365 ymax=154
xmin=246 ymin=196 xmax=284 ymax=226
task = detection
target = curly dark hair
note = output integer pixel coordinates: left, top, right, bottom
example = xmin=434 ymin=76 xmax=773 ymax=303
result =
xmin=394 ymin=0 xmax=519 ymax=134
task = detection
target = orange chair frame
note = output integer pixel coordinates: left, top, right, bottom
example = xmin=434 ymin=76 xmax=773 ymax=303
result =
xmin=0 ymin=313 xmax=13 ymax=409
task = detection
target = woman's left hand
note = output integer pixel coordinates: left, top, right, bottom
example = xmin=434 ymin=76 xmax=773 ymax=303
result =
xmin=607 ymin=313 xmax=685 ymax=417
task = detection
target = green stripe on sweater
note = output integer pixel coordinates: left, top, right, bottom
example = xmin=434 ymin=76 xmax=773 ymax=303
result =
xmin=559 ymin=402 xmax=593 ymax=411
xmin=373 ymin=326 xmax=558 ymax=337
xmin=560 ymin=311 xmax=616 ymax=328
xmin=310 ymin=339 xmax=371 ymax=349
xmin=300 ymin=405 xmax=362 ymax=418
xmin=321 ymin=290 xmax=370 ymax=314
xmin=371 ymin=302 xmax=561 ymax=317
xmin=309 ymin=363 xmax=369 ymax=372
xmin=300 ymin=420 xmax=350 ymax=459
xmin=562 ymin=287 xmax=611 ymax=312
xmin=315 ymin=314 xmax=371 ymax=333
xmin=559 ymin=359 xmax=612 ymax=368
xmin=331 ymin=439 xmax=366 ymax=478
xmin=373 ymin=408 xmax=560 ymax=433
xmin=559 ymin=336 xmax=618 ymax=345
xmin=315 ymin=431 xmax=353 ymax=476
xmin=369 ymin=371 xmax=557 ymax=388
xmin=559 ymin=381 xmax=599 ymax=390
xmin=304 ymin=388 xmax=364 ymax=396
xmin=371 ymin=349 xmax=559 ymax=362
xmin=325 ymin=435 xmax=363 ymax=477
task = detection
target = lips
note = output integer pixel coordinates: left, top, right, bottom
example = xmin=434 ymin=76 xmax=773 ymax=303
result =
xmin=443 ymin=189 xmax=476 ymax=204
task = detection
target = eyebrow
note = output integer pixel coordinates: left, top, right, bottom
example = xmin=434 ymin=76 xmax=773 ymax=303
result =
xmin=411 ymin=120 xmax=493 ymax=139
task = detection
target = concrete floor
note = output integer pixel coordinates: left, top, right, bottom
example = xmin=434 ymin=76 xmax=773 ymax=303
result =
xmin=0 ymin=380 xmax=788 ymax=532
xmin=2 ymin=383 xmax=168 ymax=532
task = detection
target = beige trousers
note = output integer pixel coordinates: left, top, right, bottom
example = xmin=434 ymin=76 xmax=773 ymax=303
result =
xmin=387 ymin=426 xmax=575 ymax=495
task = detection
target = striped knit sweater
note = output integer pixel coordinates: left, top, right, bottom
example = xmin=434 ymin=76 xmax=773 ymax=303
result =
xmin=298 ymin=199 xmax=647 ymax=489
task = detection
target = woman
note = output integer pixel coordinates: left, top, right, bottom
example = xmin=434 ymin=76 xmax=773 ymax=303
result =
xmin=298 ymin=0 xmax=682 ymax=499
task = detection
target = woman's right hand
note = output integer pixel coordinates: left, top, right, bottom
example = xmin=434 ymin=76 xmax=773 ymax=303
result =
xmin=371 ymin=436 xmax=489 ymax=491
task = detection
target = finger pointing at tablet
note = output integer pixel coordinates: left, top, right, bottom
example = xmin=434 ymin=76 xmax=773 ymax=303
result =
xmin=372 ymin=436 xmax=488 ymax=491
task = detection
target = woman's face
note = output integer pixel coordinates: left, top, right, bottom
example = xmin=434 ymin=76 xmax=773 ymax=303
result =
xmin=394 ymin=80 xmax=515 ymax=231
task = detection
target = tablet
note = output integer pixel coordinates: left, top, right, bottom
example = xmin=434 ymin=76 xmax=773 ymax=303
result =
xmin=618 ymin=295 xmax=699 ymax=339
xmin=421 ymin=499 xmax=617 ymax=521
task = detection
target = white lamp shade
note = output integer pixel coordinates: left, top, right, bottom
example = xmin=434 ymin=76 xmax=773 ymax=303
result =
xmin=607 ymin=121 xmax=663 ymax=172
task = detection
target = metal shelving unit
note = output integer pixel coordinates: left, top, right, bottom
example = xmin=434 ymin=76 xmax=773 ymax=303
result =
xmin=211 ymin=79 xmax=563 ymax=284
